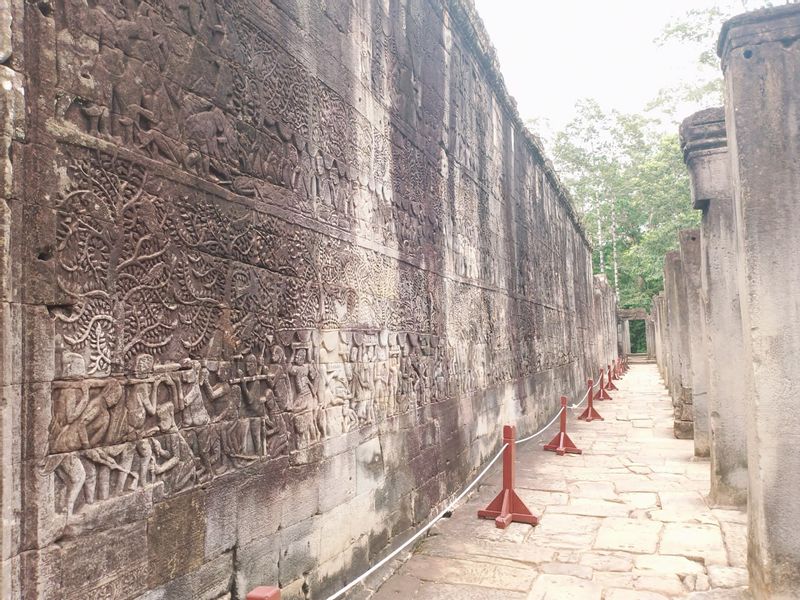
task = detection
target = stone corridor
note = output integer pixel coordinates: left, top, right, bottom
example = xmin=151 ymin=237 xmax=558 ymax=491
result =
xmin=369 ymin=364 xmax=749 ymax=599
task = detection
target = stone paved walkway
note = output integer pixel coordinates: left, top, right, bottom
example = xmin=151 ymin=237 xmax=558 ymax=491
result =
xmin=370 ymin=363 xmax=750 ymax=599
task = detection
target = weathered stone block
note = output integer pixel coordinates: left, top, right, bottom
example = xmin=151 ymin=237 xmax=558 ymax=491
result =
xmin=279 ymin=517 xmax=320 ymax=585
xmin=61 ymin=521 xmax=148 ymax=599
xmin=234 ymin=533 xmax=279 ymax=599
xmin=16 ymin=546 xmax=61 ymax=600
xmin=136 ymin=552 xmax=233 ymax=600
xmin=204 ymin=480 xmax=239 ymax=560
xmin=674 ymin=421 xmax=694 ymax=440
xmin=147 ymin=492 xmax=206 ymax=588
xmin=355 ymin=437 xmax=384 ymax=495
xmin=317 ymin=451 xmax=356 ymax=513
xmin=236 ymin=464 xmax=285 ymax=547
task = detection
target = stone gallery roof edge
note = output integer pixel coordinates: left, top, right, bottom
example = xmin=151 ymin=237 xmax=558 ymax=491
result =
xmin=447 ymin=0 xmax=591 ymax=249
xmin=679 ymin=107 xmax=726 ymax=159
xmin=717 ymin=3 xmax=800 ymax=61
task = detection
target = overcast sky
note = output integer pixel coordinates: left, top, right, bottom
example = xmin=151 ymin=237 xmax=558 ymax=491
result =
xmin=472 ymin=0 xmax=759 ymax=137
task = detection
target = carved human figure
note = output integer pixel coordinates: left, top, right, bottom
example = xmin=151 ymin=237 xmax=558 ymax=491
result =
xmin=184 ymin=105 xmax=238 ymax=182
xmin=289 ymin=348 xmax=317 ymax=409
xmin=138 ymin=62 xmax=181 ymax=163
xmin=387 ymin=349 xmax=401 ymax=415
xmin=263 ymin=390 xmax=289 ymax=458
xmin=288 ymin=348 xmax=321 ymax=447
xmin=319 ymin=362 xmax=357 ymax=435
xmin=297 ymin=148 xmax=315 ymax=205
xmin=110 ymin=59 xmax=147 ymax=145
xmin=190 ymin=424 xmax=223 ymax=482
xmin=107 ymin=353 xmax=163 ymax=445
xmin=432 ymin=347 xmax=446 ymax=400
xmin=82 ymin=443 xmax=138 ymax=503
xmin=175 ymin=359 xmax=211 ymax=427
xmin=50 ymin=375 xmax=124 ymax=454
xmin=311 ymin=151 xmax=333 ymax=209
xmin=363 ymin=346 xmax=377 ymax=423
xmin=202 ymin=362 xmax=233 ymax=421
xmin=239 ymin=354 xmax=267 ymax=416
xmin=149 ymin=402 xmax=196 ymax=492
xmin=348 ymin=345 xmax=375 ymax=425
xmin=373 ymin=357 xmax=389 ymax=417
xmin=217 ymin=385 xmax=259 ymax=468
xmin=38 ymin=453 xmax=86 ymax=518
xmin=238 ymin=353 xmax=268 ymax=454
xmin=266 ymin=346 xmax=292 ymax=412
xmin=283 ymin=144 xmax=302 ymax=191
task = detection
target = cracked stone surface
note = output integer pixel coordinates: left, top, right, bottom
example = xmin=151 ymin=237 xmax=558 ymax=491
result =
xmin=369 ymin=363 xmax=750 ymax=599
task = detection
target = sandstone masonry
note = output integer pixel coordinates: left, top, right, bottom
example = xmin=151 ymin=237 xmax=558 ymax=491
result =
xmin=0 ymin=1 xmax=617 ymax=598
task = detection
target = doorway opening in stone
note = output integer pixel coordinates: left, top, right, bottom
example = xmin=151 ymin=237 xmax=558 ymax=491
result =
xmin=629 ymin=319 xmax=647 ymax=354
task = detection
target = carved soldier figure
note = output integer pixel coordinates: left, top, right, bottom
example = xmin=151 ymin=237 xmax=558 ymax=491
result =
xmin=148 ymin=402 xmax=196 ymax=493
xmin=175 ymin=359 xmax=211 ymax=428
xmin=283 ymin=144 xmax=302 ymax=191
xmin=184 ymin=105 xmax=238 ymax=182
xmin=373 ymin=356 xmax=390 ymax=418
xmin=238 ymin=353 xmax=268 ymax=454
xmin=82 ymin=443 xmax=138 ymax=503
xmin=202 ymin=362 xmax=233 ymax=421
xmin=266 ymin=345 xmax=292 ymax=412
xmin=387 ymin=348 xmax=401 ymax=415
xmin=138 ymin=62 xmax=181 ymax=164
xmin=287 ymin=347 xmax=321 ymax=448
xmin=50 ymin=373 xmax=124 ymax=453
xmin=348 ymin=345 xmax=375 ymax=425
xmin=105 ymin=353 xmax=164 ymax=446
xmin=263 ymin=390 xmax=289 ymax=458
xmin=311 ymin=150 xmax=334 ymax=210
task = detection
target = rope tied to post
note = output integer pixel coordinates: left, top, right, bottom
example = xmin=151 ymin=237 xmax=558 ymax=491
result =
xmin=307 ymin=363 xmax=619 ymax=600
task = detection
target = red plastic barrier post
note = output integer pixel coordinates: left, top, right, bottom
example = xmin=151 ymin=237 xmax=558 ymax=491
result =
xmin=596 ymin=369 xmax=612 ymax=401
xmin=578 ymin=378 xmax=603 ymax=422
xmin=544 ymin=396 xmax=583 ymax=455
xmin=606 ymin=365 xmax=619 ymax=391
xmin=612 ymin=359 xmax=620 ymax=380
xmin=247 ymin=587 xmax=281 ymax=600
xmin=478 ymin=425 xmax=539 ymax=529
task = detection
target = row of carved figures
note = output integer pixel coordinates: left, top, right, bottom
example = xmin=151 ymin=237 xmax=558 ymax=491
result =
xmin=42 ymin=335 xmax=445 ymax=516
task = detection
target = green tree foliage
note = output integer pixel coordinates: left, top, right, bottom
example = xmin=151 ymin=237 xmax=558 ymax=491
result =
xmin=553 ymin=101 xmax=699 ymax=310
xmin=549 ymin=2 xmax=782 ymax=309
xmin=649 ymin=1 xmax=776 ymax=120
xmin=629 ymin=320 xmax=648 ymax=354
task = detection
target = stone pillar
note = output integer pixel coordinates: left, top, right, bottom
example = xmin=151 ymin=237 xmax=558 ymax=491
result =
xmin=622 ymin=319 xmax=631 ymax=355
xmin=679 ymin=230 xmax=709 ymax=457
xmin=645 ymin=318 xmax=655 ymax=360
xmin=719 ymin=6 xmax=800 ymax=597
xmin=662 ymin=257 xmax=678 ymax=397
xmin=654 ymin=293 xmax=667 ymax=380
xmin=664 ymin=252 xmax=693 ymax=439
xmin=680 ymin=107 xmax=747 ymax=505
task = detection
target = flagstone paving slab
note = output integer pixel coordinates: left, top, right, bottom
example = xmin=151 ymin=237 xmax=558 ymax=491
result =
xmin=369 ymin=364 xmax=751 ymax=599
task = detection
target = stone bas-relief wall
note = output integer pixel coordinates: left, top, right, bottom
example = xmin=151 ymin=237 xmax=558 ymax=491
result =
xmin=3 ymin=0 xmax=617 ymax=598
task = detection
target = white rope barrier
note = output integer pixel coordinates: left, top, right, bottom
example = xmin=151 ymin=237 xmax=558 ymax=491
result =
xmin=323 ymin=366 xmax=615 ymax=599
xmin=324 ymin=442 xmax=508 ymax=600
xmin=515 ymin=406 xmax=565 ymax=445
xmin=569 ymin=379 xmax=599 ymax=410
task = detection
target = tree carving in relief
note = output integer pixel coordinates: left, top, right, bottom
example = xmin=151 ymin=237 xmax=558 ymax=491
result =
xmin=54 ymin=152 xmax=225 ymax=372
xmin=54 ymin=154 xmax=177 ymax=374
